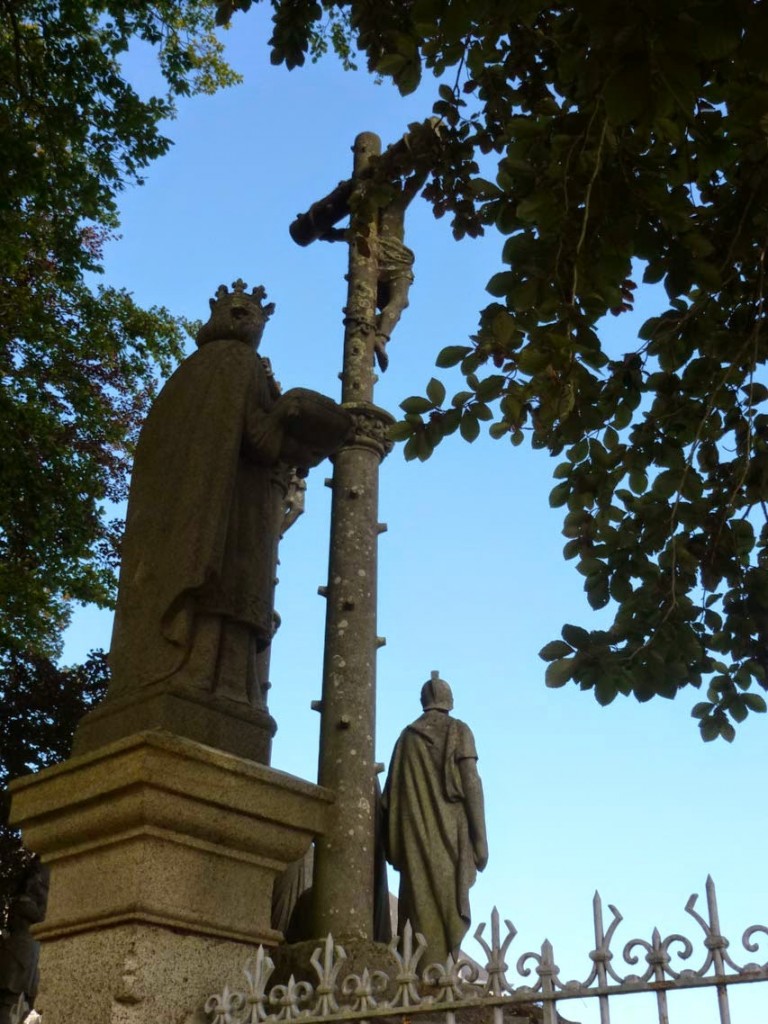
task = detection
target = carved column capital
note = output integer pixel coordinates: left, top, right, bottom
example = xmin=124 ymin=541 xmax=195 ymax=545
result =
xmin=341 ymin=402 xmax=395 ymax=459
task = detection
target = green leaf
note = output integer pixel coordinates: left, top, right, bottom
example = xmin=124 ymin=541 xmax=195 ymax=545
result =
xmin=452 ymin=390 xmax=473 ymax=407
xmin=467 ymin=177 xmax=503 ymax=199
xmin=563 ymin=538 xmax=581 ymax=560
xmin=460 ymin=413 xmax=480 ymax=442
xmin=496 ymin=202 xmax=520 ymax=234
xmin=609 ymin=573 xmax=632 ymax=602
xmin=376 ymin=53 xmax=408 ymax=77
xmin=388 ymin=421 xmax=414 ymax=442
xmin=691 ymin=702 xmax=712 ymax=719
xmin=568 ymin=439 xmax=589 ymax=463
xmin=491 ymin=310 xmax=517 ymax=345
xmin=426 ymin=377 xmax=446 ymax=406
xmin=549 ymin=481 xmax=570 ymax=508
xmin=731 ymin=520 xmax=755 ymax=555
xmin=743 ymin=692 xmax=767 ymax=713
xmin=595 ymin=677 xmax=618 ymax=706
xmin=586 ymin=575 xmax=610 ymax=609
xmin=743 ymin=382 xmax=768 ymax=406
xmin=700 ymin=717 xmax=719 ymax=741
xmin=561 ymin=623 xmax=591 ymax=649
xmin=577 ymin=556 xmax=605 ymax=576
xmin=516 ymin=193 xmax=547 ymax=223
xmin=436 ymin=345 xmax=471 ymax=368
xmin=517 ymin=346 xmax=550 ymax=374
xmin=403 ymin=436 xmax=419 ymax=461
xmin=486 ymin=271 xmax=516 ymax=298
xmin=509 ymin=279 xmax=540 ymax=312
xmin=729 ymin=697 xmax=748 ymax=723
xmin=629 ymin=470 xmax=648 ymax=494
xmin=545 ymin=658 xmax=574 ymax=688
xmin=652 ymin=470 xmax=679 ymax=499
xmin=539 ymin=639 xmax=573 ymax=661
xmin=400 ymin=396 xmax=434 ymax=414
xmin=613 ymin=404 xmax=632 ymax=430
xmin=475 ymin=375 xmax=506 ymax=401
xmin=413 ymin=426 xmax=434 ymax=462
xmin=441 ymin=408 xmax=462 ymax=434
xmin=695 ymin=15 xmax=741 ymax=60
xmin=604 ymin=62 xmax=650 ymax=124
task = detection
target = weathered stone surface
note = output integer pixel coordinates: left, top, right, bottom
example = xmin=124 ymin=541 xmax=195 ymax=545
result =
xmin=72 ymin=679 xmax=276 ymax=764
xmin=75 ymin=281 xmax=350 ymax=763
xmin=312 ymin=134 xmax=388 ymax=943
xmin=8 ymin=731 xmax=335 ymax=1023
xmin=382 ymin=675 xmax=488 ymax=966
xmin=32 ymin=923 xmax=256 ymax=1024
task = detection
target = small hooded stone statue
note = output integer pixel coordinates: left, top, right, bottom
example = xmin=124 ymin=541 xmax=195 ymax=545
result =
xmin=0 ymin=860 xmax=49 ymax=1024
xmin=382 ymin=673 xmax=488 ymax=966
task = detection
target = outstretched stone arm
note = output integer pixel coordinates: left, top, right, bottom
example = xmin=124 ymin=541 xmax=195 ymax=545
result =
xmin=289 ymin=118 xmax=441 ymax=246
xmin=242 ymin=388 xmax=351 ymax=470
xmin=241 ymin=403 xmax=292 ymax=466
xmin=459 ymin=757 xmax=489 ymax=871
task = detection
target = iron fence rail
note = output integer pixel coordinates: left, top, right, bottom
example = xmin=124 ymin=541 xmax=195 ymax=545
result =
xmin=206 ymin=878 xmax=768 ymax=1024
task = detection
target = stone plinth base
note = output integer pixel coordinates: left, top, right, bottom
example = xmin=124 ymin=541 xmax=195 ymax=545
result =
xmin=72 ymin=680 xmax=276 ymax=764
xmin=35 ymin=923 xmax=255 ymax=1024
xmin=9 ymin=731 xmax=333 ymax=1023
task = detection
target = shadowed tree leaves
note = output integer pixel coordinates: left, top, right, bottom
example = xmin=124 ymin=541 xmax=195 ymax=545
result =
xmin=1 ymin=0 xmax=239 ymax=908
xmin=223 ymin=0 xmax=768 ymax=738
xmin=1 ymin=2 xmax=237 ymax=659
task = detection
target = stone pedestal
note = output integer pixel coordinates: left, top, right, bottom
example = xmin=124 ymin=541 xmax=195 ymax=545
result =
xmin=9 ymin=731 xmax=333 ymax=1024
xmin=72 ymin=679 xmax=277 ymax=764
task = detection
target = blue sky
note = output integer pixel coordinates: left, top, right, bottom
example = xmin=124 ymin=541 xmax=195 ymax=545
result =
xmin=62 ymin=8 xmax=765 ymax=1020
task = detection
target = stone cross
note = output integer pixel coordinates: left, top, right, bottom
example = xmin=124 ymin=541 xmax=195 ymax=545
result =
xmin=290 ymin=126 xmax=436 ymax=939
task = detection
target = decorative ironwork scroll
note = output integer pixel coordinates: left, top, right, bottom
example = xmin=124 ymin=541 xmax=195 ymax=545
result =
xmin=206 ymin=878 xmax=768 ymax=1024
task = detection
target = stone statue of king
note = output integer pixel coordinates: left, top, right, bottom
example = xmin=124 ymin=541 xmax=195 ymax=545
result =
xmin=74 ymin=280 xmax=350 ymax=763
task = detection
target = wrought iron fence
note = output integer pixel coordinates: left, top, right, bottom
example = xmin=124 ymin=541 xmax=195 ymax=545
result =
xmin=206 ymin=877 xmax=768 ymax=1024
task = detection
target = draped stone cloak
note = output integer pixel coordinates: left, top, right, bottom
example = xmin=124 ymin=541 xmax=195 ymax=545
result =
xmin=109 ymin=338 xmax=285 ymax=696
xmin=382 ymin=711 xmax=479 ymax=964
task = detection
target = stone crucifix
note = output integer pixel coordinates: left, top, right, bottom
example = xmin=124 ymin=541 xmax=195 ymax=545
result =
xmin=290 ymin=124 xmax=438 ymax=941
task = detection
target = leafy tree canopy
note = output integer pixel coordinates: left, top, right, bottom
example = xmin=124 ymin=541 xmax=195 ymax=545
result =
xmin=1 ymin=0 xmax=240 ymax=901
xmin=1 ymin=2 xmax=238 ymax=660
xmin=220 ymin=0 xmax=768 ymax=740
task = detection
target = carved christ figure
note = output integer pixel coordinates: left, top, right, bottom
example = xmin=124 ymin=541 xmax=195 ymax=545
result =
xmin=310 ymin=169 xmax=427 ymax=373
xmin=373 ymin=170 xmax=426 ymax=371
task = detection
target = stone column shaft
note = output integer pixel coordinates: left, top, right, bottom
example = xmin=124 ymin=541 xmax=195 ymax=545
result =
xmin=312 ymin=133 xmax=390 ymax=939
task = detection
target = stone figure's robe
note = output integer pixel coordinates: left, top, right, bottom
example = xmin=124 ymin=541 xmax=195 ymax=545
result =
xmin=0 ymin=866 xmax=48 ymax=1022
xmin=109 ymin=338 xmax=286 ymax=696
xmin=0 ymin=920 xmax=40 ymax=1014
xmin=383 ymin=711 xmax=479 ymax=964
